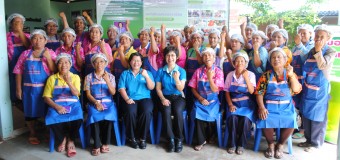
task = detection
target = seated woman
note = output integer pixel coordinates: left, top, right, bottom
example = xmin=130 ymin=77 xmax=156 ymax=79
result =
xmin=256 ymin=47 xmax=302 ymax=159
xmin=188 ymin=48 xmax=224 ymax=151
xmin=224 ymin=51 xmax=256 ymax=155
xmin=155 ymin=46 xmax=186 ymax=153
xmin=43 ymin=53 xmax=83 ymax=157
xmin=118 ymin=53 xmax=155 ymax=149
xmin=84 ymin=54 xmax=117 ymax=156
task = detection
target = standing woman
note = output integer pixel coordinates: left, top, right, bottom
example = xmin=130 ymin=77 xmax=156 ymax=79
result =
xmin=167 ymin=30 xmax=187 ymax=68
xmin=44 ymin=18 xmax=61 ymax=51
xmin=224 ymin=52 xmax=256 ymax=155
xmin=43 ymin=54 xmax=83 ymax=157
xmin=156 ymin=46 xmax=186 ymax=153
xmin=264 ymin=24 xmax=279 ymax=50
xmin=55 ymin=28 xmax=84 ymax=75
xmin=84 ymin=54 xmax=117 ymax=156
xmin=206 ymin=29 xmax=226 ymax=68
xmin=84 ymin=24 xmax=113 ymax=76
xmin=223 ymin=34 xmax=245 ymax=79
xmin=256 ymin=48 xmax=301 ymax=159
xmin=299 ymin=25 xmax=336 ymax=152
xmin=14 ymin=29 xmax=56 ymax=145
xmin=6 ymin=13 xmax=30 ymax=103
xmin=106 ymin=25 xmax=119 ymax=54
xmin=240 ymin=22 xmax=258 ymax=53
xmin=188 ymin=48 xmax=224 ymax=151
xmin=118 ymin=53 xmax=155 ymax=149
xmin=247 ymin=31 xmax=268 ymax=81
xmin=268 ymin=29 xmax=293 ymax=71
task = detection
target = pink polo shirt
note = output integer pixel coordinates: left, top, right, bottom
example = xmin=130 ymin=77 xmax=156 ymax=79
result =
xmin=83 ymin=42 xmax=113 ymax=64
xmin=55 ymin=45 xmax=85 ymax=72
xmin=188 ymin=65 xmax=224 ymax=91
xmin=6 ymin=32 xmax=30 ymax=61
xmin=136 ymin=42 xmax=160 ymax=70
xmin=176 ymin=46 xmax=187 ymax=68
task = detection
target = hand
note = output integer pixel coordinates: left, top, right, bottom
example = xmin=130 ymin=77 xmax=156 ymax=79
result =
xmin=253 ymin=41 xmax=260 ymax=51
xmin=240 ymin=21 xmax=246 ymax=30
xmin=99 ymin=39 xmax=106 ymax=50
xmin=59 ymin=12 xmax=66 ymax=19
xmin=242 ymin=69 xmax=249 ymax=79
xmin=269 ymin=41 xmax=277 ymax=51
xmin=16 ymin=88 xmax=22 ymax=100
xmin=126 ymin=98 xmax=135 ymax=104
xmin=82 ymin=11 xmax=89 ymax=18
xmin=43 ymin=49 xmax=51 ymax=60
xmin=126 ymin=20 xmax=130 ymax=26
xmin=140 ymin=69 xmax=149 ymax=78
xmin=102 ymin=71 xmax=110 ymax=82
xmin=161 ymin=24 xmax=166 ymax=32
xmin=220 ymin=31 xmax=227 ymax=40
xmin=161 ymin=98 xmax=171 ymax=106
xmin=95 ymin=102 xmax=105 ymax=111
xmin=56 ymin=105 xmax=67 ymax=114
xmin=278 ymin=19 xmax=284 ymax=28
xmin=286 ymin=64 xmax=294 ymax=76
xmin=314 ymin=39 xmax=325 ymax=52
xmin=226 ymin=49 xmax=232 ymax=57
xmin=75 ymin=42 xmax=81 ymax=52
xmin=63 ymin=73 xmax=72 ymax=84
xmin=173 ymin=71 xmax=180 ymax=81
xmin=207 ymin=69 xmax=215 ymax=80
xmin=118 ymin=44 xmax=125 ymax=55
xmin=150 ymin=26 xmax=155 ymax=34
xmin=222 ymin=25 xmax=228 ymax=32
xmin=229 ymin=105 xmax=237 ymax=112
xmin=193 ymin=41 xmax=200 ymax=51
xmin=294 ymin=34 xmax=301 ymax=46
xmin=258 ymin=107 xmax=269 ymax=120
xmin=175 ymin=36 xmax=181 ymax=45
xmin=199 ymin=98 xmax=209 ymax=106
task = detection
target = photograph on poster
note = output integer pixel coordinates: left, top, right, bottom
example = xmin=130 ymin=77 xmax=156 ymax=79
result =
xmin=114 ymin=21 xmax=127 ymax=35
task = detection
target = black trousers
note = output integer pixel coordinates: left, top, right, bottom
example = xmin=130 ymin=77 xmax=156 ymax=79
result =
xmin=227 ymin=115 xmax=252 ymax=148
xmin=50 ymin=119 xmax=82 ymax=145
xmin=91 ymin=120 xmax=112 ymax=149
xmin=161 ymin=95 xmax=185 ymax=140
xmin=123 ymin=98 xmax=154 ymax=140
xmin=195 ymin=119 xmax=216 ymax=145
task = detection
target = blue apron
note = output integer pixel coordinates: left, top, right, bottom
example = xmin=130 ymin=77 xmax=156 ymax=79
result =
xmin=257 ymin=70 xmax=297 ymax=128
xmin=227 ymin=75 xmax=255 ymax=122
xmin=113 ymin=47 xmax=132 ymax=84
xmin=46 ymin=35 xmax=61 ymax=51
xmin=9 ymin=34 xmax=26 ymax=102
xmin=84 ymin=47 xmax=110 ymax=76
xmin=142 ymin=44 xmax=157 ymax=78
xmin=45 ymin=78 xmax=83 ymax=125
xmin=301 ymin=46 xmax=329 ymax=122
xmin=22 ymin=50 xmax=49 ymax=117
xmin=223 ymin=61 xmax=234 ymax=80
xmin=193 ymin=66 xmax=220 ymax=122
xmin=86 ymin=72 xmax=118 ymax=126
xmin=186 ymin=47 xmax=203 ymax=81
xmin=291 ymin=48 xmax=304 ymax=109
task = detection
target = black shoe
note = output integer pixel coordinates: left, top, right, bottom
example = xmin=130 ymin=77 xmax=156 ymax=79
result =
xmin=128 ymin=138 xmax=138 ymax=149
xmin=175 ymin=139 xmax=183 ymax=153
xmin=167 ymin=139 xmax=175 ymax=152
xmin=139 ymin=140 xmax=146 ymax=149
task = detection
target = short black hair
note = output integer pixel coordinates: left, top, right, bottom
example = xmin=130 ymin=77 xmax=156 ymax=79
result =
xmin=128 ymin=52 xmax=144 ymax=68
xmin=163 ymin=45 xmax=179 ymax=58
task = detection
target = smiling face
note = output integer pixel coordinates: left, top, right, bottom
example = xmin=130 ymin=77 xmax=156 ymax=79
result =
xmin=266 ymin=27 xmax=276 ymax=41
xmin=272 ymin=32 xmax=286 ymax=46
xmin=208 ymin=33 xmax=219 ymax=47
xmin=129 ymin=55 xmax=142 ymax=70
xmin=234 ymin=56 xmax=246 ymax=70
xmin=93 ymin=57 xmax=107 ymax=72
xmin=191 ymin=34 xmax=202 ymax=45
xmin=31 ymin=34 xmax=47 ymax=50
xmin=314 ymin=30 xmax=330 ymax=44
xmin=107 ymin=28 xmax=118 ymax=40
xmin=245 ymin=28 xmax=253 ymax=39
xmin=62 ymin=32 xmax=75 ymax=46
xmin=57 ymin=57 xmax=71 ymax=74
xmin=154 ymin=33 xmax=161 ymax=44
xmin=252 ymin=35 xmax=264 ymax=45
xmin=165 ymin=51 xmax=177 ymax=66
xmin=231 ymin=39 xmax=242 ymax=52
xmin=11 ymin=17 xmax=24 ymax=32
xmin=203 ymin=53 xmax=215 ymax=67
xmin=74 ymin=19 xmax=85 ymax=33
xmin=90 ymin=27 xmax=102 ymax=43
xmin=46 ymin=22 xmax=58 ymax=36
xmin=120 ymin=36 xmax=132 ymax=48
xmin=139 ymin=31 xmax=150 ymax=45
xmin=298 ymin=29 xmax=312 ymax=44
xmin=270 ymin=51 xmax=286 ymax=68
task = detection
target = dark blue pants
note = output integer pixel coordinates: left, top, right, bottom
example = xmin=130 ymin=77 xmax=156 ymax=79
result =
xmin=303 ymin=116 xmax=327 ymax=148
xmin=227 ymin=115 xmax=251 ymax=148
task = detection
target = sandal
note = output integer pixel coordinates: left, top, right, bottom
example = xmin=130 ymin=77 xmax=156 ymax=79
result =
xmin=304 ymin=146 xmax=318 ymax=152
xmin=236 ymin=147 xmax=244 ymax=155
xmin=274 ymin=144 xmax=283 ymax=159
xmin=57 ymin=138 xmax=66 ymax=152
xmin=91 ymin=148 xmax=100 ymax=156
xmin=194 ymin=141 xmax=206 ymax=151
xmin=67 ymin=142 xmax=77 ymax=157
xmin=292 ymin=132 xmax=304 ymax=139
xmin=264 ymin=144 xmax=274 ymax=159
xmin=28 ymin=136 xmax=40 ymax=145
xmin=226 ymin=147 xmax=235 ymax=154
xmin=298 ymin=142 xmax=311 ymax=147
xmin=100 ymin=145 xmax=110 ymax=153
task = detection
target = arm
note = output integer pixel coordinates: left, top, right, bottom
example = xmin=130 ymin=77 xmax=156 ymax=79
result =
xmin=75 ymin=43 xmax=84 ymax=69
xmin=82 ymin=11 xmax=94 ymax=26
xmin=175 ymin=36 xmax=182 ymax=60
xmin=86 ymin=90 xmax=105 ymax=111
xmin=156 ymin=82 xmax=171 ymax=106
xmin=59 ymin=12 xmax=69 ymax=29
xmin=141 ymin=69 xmax=155 ymax=90
xmin=225 ymin=91 xmax=236 ymax=112
xmin=160 ymin=24 xmax=167 ymax=51
xmin=149 ymin=27 xmax=159 ymax=53
xmin=286 ymin=65 xmax=302 ymax=94
xmin=207 ymin=70 xmax=219 ymax=93
xmin=240 ymin=21 xmax=251 ymax=50
xmin=15 ymin=74 xmax=22 ymax=100
xmin=119 ymin=88 xmax=135 ymax=104
xmin=191 ymin=87 xmax=209 ymax=106
xmin=125 ymin=20 xmax=130 ymax=32
xmin=18 ymin=30 xmax=30 ymax=48
xmin=44 ymin=97 xmax=66 ymax=114
xmin=173 ymin=71 xmax=185 ymax=91
xmin=243 ymin=70 xmax=255 ymax=94
xmin=256 ymin=94 xmax=268 ymax=120
xmin=64 ymin=74 xmax=80 ymax=96
xmin=253 ymin=42 xmax=262 ymax=68
xmin=117 ymin=45 xmax=129 ymax=68
xmin=218 ymin=32 xmax=226 ymax=59
xmin=313 ymin=41 xmax=336 ymax=71
xmin=43 ymin=49 xmax=56 ymax=73
xmin=102 ymin=71 xmax=116 ymax=95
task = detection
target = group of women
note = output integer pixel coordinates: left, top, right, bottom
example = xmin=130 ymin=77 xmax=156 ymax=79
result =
xmin=6 ymin=11 xmax=336 ymax=159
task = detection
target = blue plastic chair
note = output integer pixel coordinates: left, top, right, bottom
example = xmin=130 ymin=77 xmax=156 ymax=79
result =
xmin=188 ymin=109 xmax=223 ymax=147
xmin=86 ymin=120 xmax=122 ymax=146
xmin=49 ymin=123 xmax=86 ymax=152
xmin=253 ymin=128 xmax=293 ymax=154
xmin=155 ymin=110 xmax=189 ymax=144
xmin=120 ymin=116 xmax=156 ymax=145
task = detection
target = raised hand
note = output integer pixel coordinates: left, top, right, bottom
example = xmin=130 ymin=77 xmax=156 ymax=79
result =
xmin=294 ymin=34 xmax=301 ymax=46
xmin=207 ymin=69 xmax=215 ymax=80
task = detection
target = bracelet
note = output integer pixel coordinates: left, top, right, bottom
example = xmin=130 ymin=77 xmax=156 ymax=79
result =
xmin=125 ymin=98 xmax=130 ymax=101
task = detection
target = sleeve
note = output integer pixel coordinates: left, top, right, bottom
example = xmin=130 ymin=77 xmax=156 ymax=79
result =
xmin=72 ymin=74 xmax=81 ymax=92
xmin=49 ymin=49 xmax=57 ymax=61
xmin=224 ymin=72 xmax=233 ymax=92
xmin=259 ymin=47 xmax=268 ymax=71
xmin=188 ymin=69 xmax=199 ymax=89
xmin=13 ymin=50 xmax=29 ymax=74
xmin=249 ymin=71 xmax=256 ymax=87
xmin=118 ymin=71 xmax=127 ymax=90
xmin=155 ymin=69 xmax=162 ymax=82
xmin=255 ymin=71 xmax=269 ymax=95
xmin=83 ymin=74 xmax=91 ymax=91
xmin=214 ymin=68 xmax=225 ymax=91
xmin=43 ymin=75 xmax=55 ymax=98
xmin=313 ymin=47 xmax=336 ymax=70
xmin=179 ymin=68 xmax=186 ymax=81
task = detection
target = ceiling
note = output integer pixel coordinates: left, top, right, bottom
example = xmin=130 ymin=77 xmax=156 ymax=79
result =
xmin=50 ymin=0 xmax=90 ymax=3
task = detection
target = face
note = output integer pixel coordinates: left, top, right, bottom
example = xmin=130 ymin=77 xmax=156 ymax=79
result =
xmin=298 ymin=29 xmax=311 ymax=44
xmin=245 ymin=28 xmax=253 ymax=39
xmin=208 ymin=33 xmax=219 ymax=47
xmin=272 ymin=32 xmax=286 ymax=46
xmin=11 ymin=17 xmax=24 ymax=31
xmin=31 ymin=34 xmax=47 ymax=49
xmin=119 ymin=23 xmax=123 ymax=27
xmin=46 ymin=22 xmax=58 ymax=36
xmin=120 ymin=36 xmax=132 ymax=48
xmin=74 ymin=19 xmax=85 ymax=32
xmin=165 ymin=51 xmax=177 ymax=65
xmin=231 ymin=39 xmax=242 ymax=51
xmin=93 ymin=57 xmax=107 ymax=71
xmin=107 ymin=28 xmax=118 ymax=40
xmin=314 ymin=30 xmax=330 ymax=44
xmin=129 ymin=55 xmax=142 ymax=70
xmin=191 ymin=34 xmax=202 ymax=44
xmin=57 ymin=58 xmax=71 ymax=73
xmin=184 ymin=28 xmax=192 ymax=40
xmin=90 ymin=27 xmax=102 ymax=42
xmin=139 ymin=31 xmax=150 ymax=44
xmin=155 ymin=33 xmax=161 ymax=44
xmin=270 ymin=52 xmax=286 ymax=68
xmin=202 ymin=53 xmax=215 ymax=66
xmin=234 ymin=56 xmax=246 ymax=70
xmin=62 ymin=32 xmax=75 ymax=45
xmin=266 ymin=27 xmax=275 ymax=41
xmin=252 ymin=35 xmax=264 ymax=44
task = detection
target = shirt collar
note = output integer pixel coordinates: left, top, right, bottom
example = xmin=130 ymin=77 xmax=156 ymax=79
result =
xmin=128 ymin=68 xmax=142 ymax=76
xmin=138 ymin=42 xmax=150 ymax=50
xmin=163 ymin=64 xmax=179 ymax=74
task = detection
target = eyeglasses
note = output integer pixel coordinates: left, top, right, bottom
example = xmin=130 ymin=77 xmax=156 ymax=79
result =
xmin=132 ymin=60 xmax=142 ymax=63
